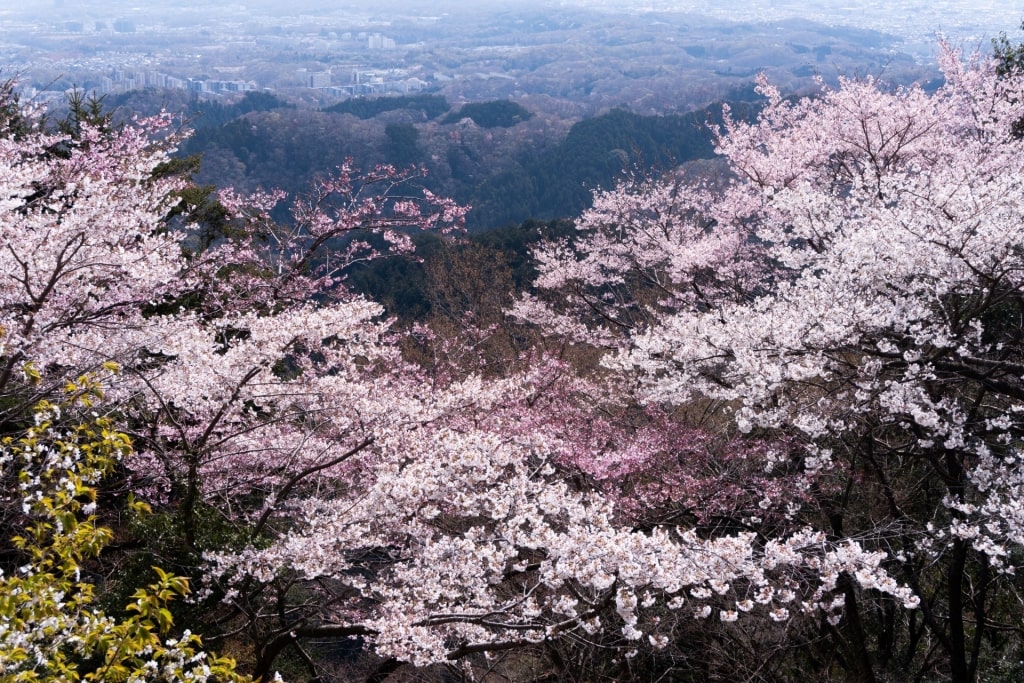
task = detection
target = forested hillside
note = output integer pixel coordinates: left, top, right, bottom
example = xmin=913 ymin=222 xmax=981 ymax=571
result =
xmin=148 ymin=91 xmax=731 ymax=230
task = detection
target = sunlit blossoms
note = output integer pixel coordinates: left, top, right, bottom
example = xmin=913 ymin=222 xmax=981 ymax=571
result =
xmin=0 ymin=114 xmax=187 ymax=394
xmin=524 ymin=43 xmax=1024 ymax=681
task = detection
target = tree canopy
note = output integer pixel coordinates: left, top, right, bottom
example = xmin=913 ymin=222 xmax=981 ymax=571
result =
xmin=522 ymin=42 xmax=1024 ymax=682
xmin=4 ymin=39 xmax=1024 ymax=683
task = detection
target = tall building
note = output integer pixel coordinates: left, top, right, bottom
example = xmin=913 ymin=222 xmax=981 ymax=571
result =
xmin=308 ymin=71 xmax=331 ymax=88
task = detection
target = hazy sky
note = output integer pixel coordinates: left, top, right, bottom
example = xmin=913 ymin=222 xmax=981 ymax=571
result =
xmin=3 ymin=0 xmax=1022 ymax=45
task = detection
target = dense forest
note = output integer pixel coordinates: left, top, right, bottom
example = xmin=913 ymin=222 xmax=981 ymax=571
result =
xmin=132 ymin=85 xmax=734 ymax=316
xmin=110 ymin=88 xmax=744 ymax=230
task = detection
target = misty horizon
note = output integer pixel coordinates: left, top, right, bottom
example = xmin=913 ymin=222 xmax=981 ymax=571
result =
xmin=1 ymin=0 xmax=1021 ymax=118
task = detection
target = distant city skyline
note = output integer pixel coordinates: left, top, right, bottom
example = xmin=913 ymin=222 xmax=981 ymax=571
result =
xmin=1 ymin=0 xmax=1020 ymax=110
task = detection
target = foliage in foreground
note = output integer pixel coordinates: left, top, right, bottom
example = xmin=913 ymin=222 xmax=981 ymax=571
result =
xmin=0 ymin=375 xmax=251 ymax=683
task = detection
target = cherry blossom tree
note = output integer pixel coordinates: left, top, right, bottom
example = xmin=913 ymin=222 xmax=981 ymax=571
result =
xmin=204 ymin=367 xmax=915 ymax=681
xmin=0 ymin=82 xmax=922 ymax=682
xmin=523 ymin=44 xmax=1024 ymax=681
xmin=117 ymin=163 xmax=469 ymax=552
xmin=0 ymin=109 xmax=188 ymax=412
